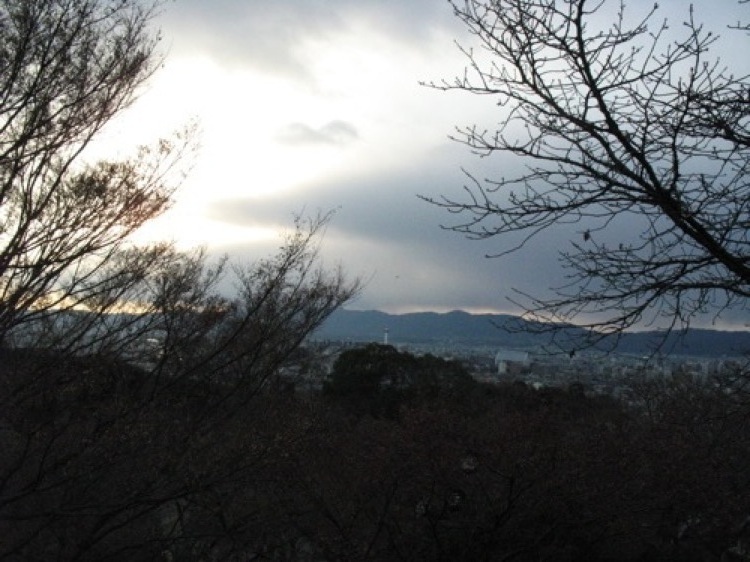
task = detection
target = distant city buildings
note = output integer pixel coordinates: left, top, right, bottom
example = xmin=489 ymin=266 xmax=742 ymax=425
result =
xmin=300 ymin=336 xmax=750 ymax=399
xmin=494 ymin=349 xmax=530 ymax=375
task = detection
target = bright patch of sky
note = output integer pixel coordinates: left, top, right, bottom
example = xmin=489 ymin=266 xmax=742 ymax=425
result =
xmin=97 ymin=0 xmax=750 ymax=326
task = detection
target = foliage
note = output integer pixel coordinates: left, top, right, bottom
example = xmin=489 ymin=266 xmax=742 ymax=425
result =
xmin=324 ymin=344 xmax=476 ymax=417
xmin=4 ymin=340 xmax=749 ymax=559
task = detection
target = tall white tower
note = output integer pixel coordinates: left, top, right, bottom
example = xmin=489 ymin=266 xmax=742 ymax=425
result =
xmin=383 ymin=327 xmax=389 ymax=346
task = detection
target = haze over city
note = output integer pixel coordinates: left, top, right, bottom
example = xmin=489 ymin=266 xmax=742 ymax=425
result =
xmin=98 ymin=0 xmax=750 ymax=326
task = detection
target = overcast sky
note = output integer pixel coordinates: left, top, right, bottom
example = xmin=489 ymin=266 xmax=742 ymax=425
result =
xmin=109 ymin=0 xmax=749 ymax=324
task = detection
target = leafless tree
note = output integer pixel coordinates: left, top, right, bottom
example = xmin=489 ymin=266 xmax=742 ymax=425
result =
xmin=425 ymin=0 xmax=750 ymax=342
xmin=0 ymin=0 xmax=190 ymax=343
xmin=0 ymin=1 xmax=361 ymax=558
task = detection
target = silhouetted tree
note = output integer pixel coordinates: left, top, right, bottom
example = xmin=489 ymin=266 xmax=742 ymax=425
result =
xmin=0 ymin=0 xmax=196 ymax=345
xmin=0 ymin=1 xmax=361 ymax=558
xmin=425 ymin=0 xmax=750 ymax=342
xmin=324 ymin=344 xmax=475 ymax=417
xmin=0 ymin=212 xmax=360 ymax=560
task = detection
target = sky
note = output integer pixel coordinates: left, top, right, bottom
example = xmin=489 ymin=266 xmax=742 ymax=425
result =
xmin=104 ymin=0 xmax=749 ymax=324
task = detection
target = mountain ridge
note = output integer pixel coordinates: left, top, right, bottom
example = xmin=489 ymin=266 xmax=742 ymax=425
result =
xmin=314 ymin=309 xmax=750 ymax=357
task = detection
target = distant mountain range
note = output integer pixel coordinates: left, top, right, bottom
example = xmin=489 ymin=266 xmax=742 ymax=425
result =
xmin=314 ymin=309 xmax=750 ymax=358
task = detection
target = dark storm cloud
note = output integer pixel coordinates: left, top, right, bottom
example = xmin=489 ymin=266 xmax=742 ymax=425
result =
xmin=203 ymin=146 xmax=568 ymax=313
xmin=205 ymin=146 xmax=470 ymax=247
xmin=276 ymin=120 xmax=359 ymax=146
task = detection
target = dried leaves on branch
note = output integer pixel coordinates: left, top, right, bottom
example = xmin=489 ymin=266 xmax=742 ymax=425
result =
xmin=0 ymin=0 xmax=178 ymax=338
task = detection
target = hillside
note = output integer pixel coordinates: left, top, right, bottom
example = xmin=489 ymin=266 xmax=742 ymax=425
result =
xmin=314 ymin=309 xmax=750 ymax=357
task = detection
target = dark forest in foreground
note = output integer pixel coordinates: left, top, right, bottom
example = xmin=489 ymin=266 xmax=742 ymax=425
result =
xmin=3 ymin=343 xmax=749 ymax=561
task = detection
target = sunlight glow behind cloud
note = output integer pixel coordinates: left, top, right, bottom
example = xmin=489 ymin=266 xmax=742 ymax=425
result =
xmin=85 ymin=0 xmax=750 ymax=326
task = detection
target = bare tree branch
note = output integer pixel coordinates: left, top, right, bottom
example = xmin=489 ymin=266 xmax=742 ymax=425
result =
xmin=424 ymin=0 xmax=750 ymax=343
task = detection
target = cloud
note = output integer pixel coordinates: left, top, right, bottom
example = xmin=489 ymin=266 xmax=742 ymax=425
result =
xmin=159 ymin=0 xmax=459 ymax=85
xmin=159 ymin=1 xmax=339 ymax=83
xmin=150 ymin=0 xmax=750 ymax=328
xmin=276 ymin=120 xmax=359 ymax=147
xmin=201 ymin=147 xmax=568 ymax=316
